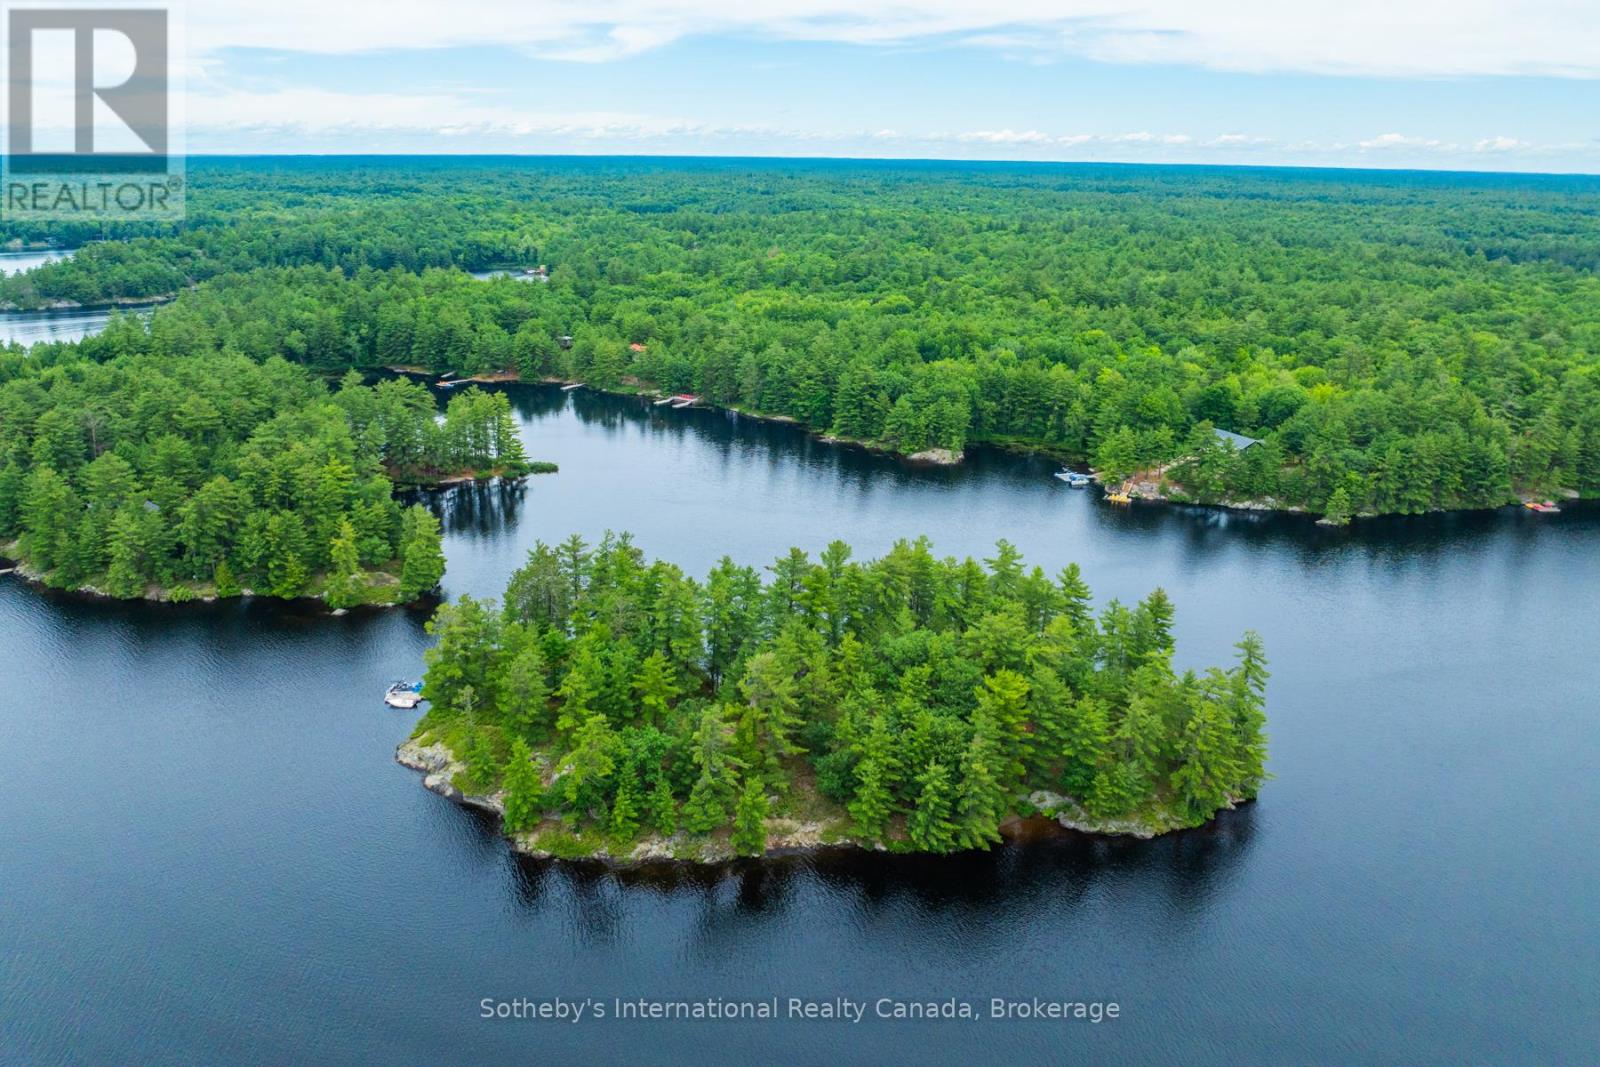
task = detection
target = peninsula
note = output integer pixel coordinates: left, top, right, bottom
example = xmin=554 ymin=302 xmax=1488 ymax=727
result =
xmin=0 ymin=352 xmax=548 ymax=605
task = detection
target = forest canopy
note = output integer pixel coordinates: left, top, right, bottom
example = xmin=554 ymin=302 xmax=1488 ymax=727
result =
xmin=410 ymin=533 xmax=1269 ymax=858
xmin=5 ymin=157 xmax=1599 ymax=517
xmin=0 ymin=350 xmax=534 ymax=603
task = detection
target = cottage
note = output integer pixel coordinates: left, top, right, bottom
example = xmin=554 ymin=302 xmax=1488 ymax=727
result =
xmin=1213 ymin=428 xmax=1262 ymax=451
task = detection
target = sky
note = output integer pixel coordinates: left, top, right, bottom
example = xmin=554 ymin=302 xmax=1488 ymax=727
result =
xmin=28 ymin=1 xmax=1600 ymax=171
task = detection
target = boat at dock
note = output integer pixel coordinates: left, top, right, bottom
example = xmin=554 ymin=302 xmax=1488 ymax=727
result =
xmin=669 ymin=393 xmax=699 ymax=409
xmin=1524 ymin=500 xmax=1561 ymax=514
xmin=383 ymin=681 xmax=424 ymax=709
xmin=561 ymin=382 xmax=584 ymax=392
xmin=1055 ymin=470 xmax=1091 ymax=488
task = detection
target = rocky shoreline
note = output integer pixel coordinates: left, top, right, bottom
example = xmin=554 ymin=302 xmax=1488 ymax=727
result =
xmin=395 ymin=737 xmax=1214 ymax=869
xmin=0 ymin=542 xmax=421 ymax=610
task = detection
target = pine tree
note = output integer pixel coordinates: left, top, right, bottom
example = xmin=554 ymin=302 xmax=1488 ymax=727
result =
xmin=682 ymin=772 xmax=727 ymax=835
xmin=610 ymin=775 xmax=642 ymax=841
xmin=489 ymin=392 xmax=528 ymax=471
xmin=557 ymin=709 xmax=619 ymax=818
xmin=907 ymin=761 xmax=958 ymax=853
xmin=731 ymin=779 xmax=769 ymax=856
xmin=1060 ymin=695 xmax=1111 ymax=798
xmin=735 ymin=650 xmax=805 ymax=788
xmin=1228 ymin=631 xmax=1270 ymax=798
xmin=264 ymin=511 xmax=310 ymax=598
xmin=212 ymin=558 xmax=241 ymax=598
xmin=1170 ymin=693 xmax=1243 ymax=821
xmin=956 ymin=724 xmax=1009 ymax=850
xmin=324 ymin=517 xmax=363 ymax=609
xmin=1322 ymin=486 xmax=1353 ymax=525
xmin=502 ymin=738 xmax=545 ymax=832
xmin=104 ymin=505 xmax=149 ymax=598
xmin=847 ymin=716 xmax=899 ymax=839
xmin=1133 ymin=588 xmax=1175 ymax=661
xmin=398 ymin=504 xmax=444 ymax=599
xmin=973 ymin=668 xmax=1032 ymax=782
xmin=631 ymin=651 xmax=681 ymax=724
xmin=1055 ymin=561 xmax=1095 ymax=635
xmin=647 ymin=776 xmax=678 ymax=836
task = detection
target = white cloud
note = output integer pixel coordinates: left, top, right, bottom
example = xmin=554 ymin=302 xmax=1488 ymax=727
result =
xmin=1210 ymin=132 xmax=1272 ymax=147
xmin=1474 ymin=135 xmax=1529 ymax=152
xmin=956 ymin=128 xmax=1052 ymax=144
xmin=182 ymin=1 xmax=1600 ymax=80
xmin=1358 ymin=131 xmax=1450 ymax=150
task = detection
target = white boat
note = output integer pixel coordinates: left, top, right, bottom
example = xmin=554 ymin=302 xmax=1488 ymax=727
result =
xmin=1055 ymin=470 xmax=1091 ymax=488
xmin=384 ymin=681 xmax=424 ymax=709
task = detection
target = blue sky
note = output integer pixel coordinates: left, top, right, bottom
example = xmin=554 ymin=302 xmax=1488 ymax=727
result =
xmin=168 ymin=2 xmax=1600 ymax=172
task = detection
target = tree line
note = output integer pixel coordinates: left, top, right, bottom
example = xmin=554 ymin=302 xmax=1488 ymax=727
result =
xmin=411 ymin=534 xmax=1268 ymax=857
xmin=5 ymin=158 xmax=1598 ymax=516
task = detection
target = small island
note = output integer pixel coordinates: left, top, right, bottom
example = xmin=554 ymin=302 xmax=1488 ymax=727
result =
xmin=401 ymin=534 xmax=1268 ymax=863
xmin=0 ymin=353 xmax=549 ymax=606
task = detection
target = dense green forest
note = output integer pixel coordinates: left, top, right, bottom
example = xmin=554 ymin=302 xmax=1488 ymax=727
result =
xmin=4 ymin=158 xmax=1599 ymax=517
xmin=0 ymin=348 xmax=536 ymax=602
xmin=409 ymin=533 xmax=1268 ymax=858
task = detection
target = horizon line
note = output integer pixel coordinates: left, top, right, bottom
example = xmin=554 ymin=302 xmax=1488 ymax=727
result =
xmin=171 ymin=151 xmax=1600 ymax=181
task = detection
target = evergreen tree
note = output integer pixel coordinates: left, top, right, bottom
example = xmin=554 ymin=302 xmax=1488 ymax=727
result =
xmin=502 ymin=738 xmax=545 ymax=832
xmin=610 ymin=776 xmax=643 ymax=841
xmin=907 ymin=761 xmax=959 ymax=853
xmin=731 ymin=779 xmax=770 ymax=856
xmin=398 ymin=504 xmax=444 ymax=598
xmin=647 ymin=776 xmax=678 ymax=836
xmin=956 ymin=722 xmax=1009 ymax=849
xmin=499 ymin=642 xmax=550 ymax=739
xmin=324 ymin=517 xmax=363 ymax=609
xmin=1171 ymin=693 xmax=1243 ymax=820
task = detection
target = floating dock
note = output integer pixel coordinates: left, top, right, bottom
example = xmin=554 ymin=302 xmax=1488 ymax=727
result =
xmin=561 ymin=382 xmax=584 ymax=392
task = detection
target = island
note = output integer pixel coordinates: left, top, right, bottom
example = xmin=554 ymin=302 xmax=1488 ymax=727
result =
xmin=0 ymin=351 xmax=549 ymax=605
xmin=399 ymin=534 xmax=1268 ymax=863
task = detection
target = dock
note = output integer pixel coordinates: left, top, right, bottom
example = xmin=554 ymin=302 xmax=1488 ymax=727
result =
xmin=561 ymin=382 xmax=584 ymax=392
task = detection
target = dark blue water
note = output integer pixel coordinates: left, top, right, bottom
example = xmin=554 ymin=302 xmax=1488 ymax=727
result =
xmin=4 ymin=386 xmax=1597 ymax=1065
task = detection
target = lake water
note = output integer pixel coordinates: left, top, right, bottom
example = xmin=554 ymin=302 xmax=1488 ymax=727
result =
xmin=0 ymin=307 xmax=121 ymax=346
xmin=0 ymin=250 xmax=114 ymax=347
xmin=3 ymin=385 xmax=1596 ymax=1065
xmin=469 ymin=269 xmax=542 ymax=282
xmin=0 ymin=248 xmax=71 ymax=275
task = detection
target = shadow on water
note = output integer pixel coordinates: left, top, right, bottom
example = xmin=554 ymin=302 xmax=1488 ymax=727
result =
xmin=494 ymin=802 xmax=1258 ymax=934
xmin=420 ymin=478 xmax=530 ymax=540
